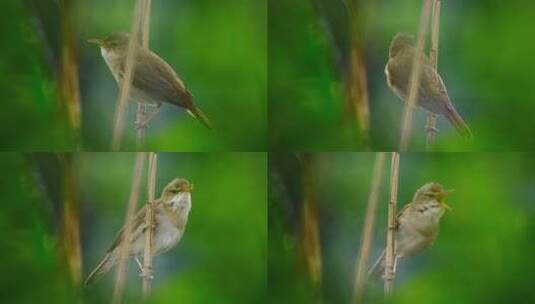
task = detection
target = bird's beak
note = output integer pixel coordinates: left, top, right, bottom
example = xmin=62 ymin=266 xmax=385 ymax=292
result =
xmin=87 ymin=38 xmax=103 ymax=46
xmin=440 ymin=189 xmax=454 ymax=211
xmin=441 ymin=202 xmax=452 ymax=211
xmin=180 ymin=184 xmax=194 ymax=193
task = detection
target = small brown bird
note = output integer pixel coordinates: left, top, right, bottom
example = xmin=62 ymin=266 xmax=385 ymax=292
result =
xmin=88 ymin=32 xmax=212 ymax=129
xmin=369 ymin=182 xmax=452 ymax=276
xmin=385 ymin=32 xmax=472 ymax=138
xmin=84 ymin=178 xmax=193 ymax=286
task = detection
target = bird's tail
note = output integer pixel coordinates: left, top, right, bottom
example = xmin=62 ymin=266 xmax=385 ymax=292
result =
xmin=187 ymin=106 xmax=213 ymax=129
xmin=368 ymin=250 xmax=385 ymax=278
xmin=84 ymin=252 xmax=116 ymax=286
xmin=442 ymin=103 xmax=472 ymax=139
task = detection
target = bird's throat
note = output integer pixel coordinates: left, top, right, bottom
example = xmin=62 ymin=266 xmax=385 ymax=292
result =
xmin=100 ymin=48 xmax=124 ymax=83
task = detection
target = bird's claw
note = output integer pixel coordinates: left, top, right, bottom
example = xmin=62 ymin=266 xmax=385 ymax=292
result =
xmin=426 ymin=126 xmax=440 ymax=133
xmin=139 ymin=267 xmax=154 ymax=280
xmin=135 ymin=119 xmax=150 ymax=130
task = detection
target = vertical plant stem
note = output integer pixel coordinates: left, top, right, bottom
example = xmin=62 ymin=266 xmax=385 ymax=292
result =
xmin=142 ymin=152 xmax=157 ymax=298
xmin=384 ymin=152 xmax=399 ymax=295
xmin=60 ymin=153 xmax=82 ymax=285
xmin=141 ymin=0 xmax=151 ymax=48
xmin=136 ymin=0 xmax=152 ymax=148
xmin=111 ymin=0 xmax=144 ymax=151
xmin=425 ymin=0 xmax=441 ymax=150
xmin=399 ymin=0 xmax=433 ymax=151
xmin=112 ymin=152 xmax=146 ymax=304
xmin=59 ymin=0 xmax=81 ymax=148
xmin=353 ymin=153 xmax=386 ymax=303
xmin=346 ymin=0 xmax=370 ymax=143
xmin=299 ymin=154 xmax=322 ymax=289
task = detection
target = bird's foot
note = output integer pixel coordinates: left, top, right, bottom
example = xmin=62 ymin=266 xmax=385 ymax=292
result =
xmin=139 ymin=266 xmax=154 ymax=280
xmin=135 ymin=119 xmax=150 ymax=130
xmin=135 ymin=103 xmax=161 ymax=130
xmin=426 ymin=125 xmax=440 ymax=133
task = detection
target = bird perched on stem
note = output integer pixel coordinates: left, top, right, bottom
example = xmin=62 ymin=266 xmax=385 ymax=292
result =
xmin=369 ymin=182 xmax=452 ymax=276
xmin=88 ymin=32 xmax=212 ymax=129
xmin=84 ymin=178 xmax=193 ymax=286
xmin=385 ymin=32 xmax=471 ymax=138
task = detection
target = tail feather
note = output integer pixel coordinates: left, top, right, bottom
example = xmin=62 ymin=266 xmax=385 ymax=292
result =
xmin=187 ymin=106 xmax=213 ymax=129
xmin=177 ymin=90 xmax=213 ymax=129
xmin=84 ymin=253 xmax=115 ymax=286
xmin=443 ymin=104 xmax=472 ymax=139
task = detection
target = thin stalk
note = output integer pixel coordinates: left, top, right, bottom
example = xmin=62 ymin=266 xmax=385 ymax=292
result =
xmin=384 ymin=152 xmax=399 ymax=295
xmin=60 ymin=153 xmax=82 ymax=285
xmin=399 ymin=0 xmax=433 ymax=151
xmin=112 ymin=152 xmax=146 ymax=304
xmin=353 ymin=153 xmax=386 ymax=303
xmin=142 ymin=152 xmax=157 ymax=298
xmin=345 ymin=0 xmax=370 ymax=143
xmin=111 ymin=0 xmax=144 ymax=151
xmin=299 ymin=154 xmax=322 ymax=289
xmin=136 ymin=0 xmax=152 ymax=148
xmin=425 ymin=0 xmax=441 ymax=150
xmin=59 ymin=0 xmax=81 ymax=148
xmin=141 ymin=0 xmax=151 ymax=48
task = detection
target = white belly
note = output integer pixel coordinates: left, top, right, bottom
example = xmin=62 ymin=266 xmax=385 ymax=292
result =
xmin=128 ymin=212 xmax=182 ymax=257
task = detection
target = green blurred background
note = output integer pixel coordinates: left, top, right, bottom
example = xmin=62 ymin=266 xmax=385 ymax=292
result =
xmin=269 ymin=153 xmax=535 ymax=303
xmin=269 ymin=0 xmax=535 ymax=151
xmin=1 ymin=0 xmax=266 ymax=150
xmin=0 ymin=152 xmax=266 ymax=303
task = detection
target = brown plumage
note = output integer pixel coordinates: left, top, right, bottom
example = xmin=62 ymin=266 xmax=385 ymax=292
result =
xmin=89 ymin=32 xmax=212 ymax=129
xmin=84 ymin=178 xmax=193 ymax=286
xmin=368 ymin=182 xmax=452 ymax=277
xmin=385 ymin=32 xmax=471 ymax=138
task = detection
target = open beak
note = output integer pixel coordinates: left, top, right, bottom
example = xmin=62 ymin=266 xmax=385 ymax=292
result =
xmin=87 ymin=38 xmax=102 ymax=46
xmin=180 ymin=183 xmax=194 ymax=193
xmin=440 ymin=189 xmax=454 ymax=211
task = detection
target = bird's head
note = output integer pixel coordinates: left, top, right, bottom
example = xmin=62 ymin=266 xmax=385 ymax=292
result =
xmin=88 ymin=32 xmax=131 ymax=52
xmin=163 ymin=178 xmax=193 ymax=196
xmin=161 ymin=178 xmax=193 ymax=212
xmin=389 ymin=32 xmax=415 ymax=58
xmin=413 ymin=182 xmax=453 ymax=218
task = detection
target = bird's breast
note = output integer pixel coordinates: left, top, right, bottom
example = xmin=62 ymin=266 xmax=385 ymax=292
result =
xmin=152 ymin=213 xmax=183 ymax=256
xmin=101 ymin=48 xmax=123 ymax=83
xmin=385 ymin=61 xmax=407 ymax=101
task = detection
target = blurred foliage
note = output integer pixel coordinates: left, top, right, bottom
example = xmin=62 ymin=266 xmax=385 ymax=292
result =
xmin=0 ymin=2 xmax=74 ymax=149
xmin=269 ymin=153 xmax=535 ymax=303
xmin=269 ymin=0 xmax=535 ymax=151
xmin=0 ymin=0 xmax=266 ymax=150
xmin=0 ymin=152 xmax=266 ymax=303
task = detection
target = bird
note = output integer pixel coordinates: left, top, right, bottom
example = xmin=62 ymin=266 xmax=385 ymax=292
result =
xmin=385 ymin=32 xmax=472 ymax=138
xmin=84 ymin=178 xmax=193 ymax=286
xmin=88 ymin=32 xmax=212 ymax=129
xmin=368 ymin=182 xmax=452 ymax=277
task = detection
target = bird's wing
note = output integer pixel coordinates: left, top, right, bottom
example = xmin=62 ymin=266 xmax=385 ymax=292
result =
xmin=106 ymin=206 xmax=147 ymax=254
xmin=420 ymin=63 xmax=448 ymax=99
xmin=133 ymin=49 xmax=194 ymax=108
xmin=396 ymin=201 xmax=414 ymax=227
xmin=106 ymin=201 xmax=163 ymax=254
